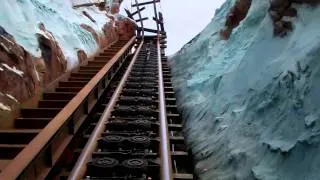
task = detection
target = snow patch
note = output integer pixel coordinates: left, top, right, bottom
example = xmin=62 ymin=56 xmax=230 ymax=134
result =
xmin=0 ymin=42 xmax=10 ymax=53
xmin=0 ymin=0 xmax=115 ymax=69
xmin=0 ymin=103 xmax=11 ymax=111
xmin=5 ymin=94 xmax=18 ymax=103
xmin=304 ymin=114 xmax=318 ymax=128
xmin=1 ymin=63 xmax=24 ymax=77
xmin=34 ymin=66 xmax=40 ymax=82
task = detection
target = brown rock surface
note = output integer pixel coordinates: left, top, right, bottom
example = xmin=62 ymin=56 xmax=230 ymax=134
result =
xmin=116 ymin=18 xmax=137 ymax=40
xmin=220 ymin=0 xmax=252 ymax=40
xmin=77 ymin=49 xmax=88 ymax=64
xmin=0 ymin=27 xmax=38 ymax=126
xmin=37 ymin=23 xmax=67 ymax=84
xmin=269 ymin=0 xmax=320 ymax=37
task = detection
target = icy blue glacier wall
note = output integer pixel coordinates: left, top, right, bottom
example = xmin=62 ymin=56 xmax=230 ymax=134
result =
xmin=170 ymin=0 xmax=320 ymax=179
xmin=0 ymin=0 xmax=112 ymax=68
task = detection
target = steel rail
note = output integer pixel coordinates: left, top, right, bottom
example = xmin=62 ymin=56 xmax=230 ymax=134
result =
xmin=0 ymin=36 xmax=136 ymax=180
xmin=157 ymin=37 xmax=173 ymax=179
xmin=68 ymin=40 xmax=144 ymax=180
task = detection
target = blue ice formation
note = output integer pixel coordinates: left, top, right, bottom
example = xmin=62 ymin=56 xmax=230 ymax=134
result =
xmin=170 ymin=0 xmax=320 ymax=179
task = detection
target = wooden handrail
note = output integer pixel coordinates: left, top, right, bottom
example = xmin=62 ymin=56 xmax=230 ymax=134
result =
xmin=0 ymin=36 xmax=136 ymax=180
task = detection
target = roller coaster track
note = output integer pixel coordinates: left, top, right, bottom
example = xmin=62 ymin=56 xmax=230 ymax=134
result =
xmin=0 ymin=35 xmax=194 ymax=180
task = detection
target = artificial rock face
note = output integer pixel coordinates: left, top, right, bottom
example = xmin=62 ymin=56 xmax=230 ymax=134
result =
xmin=269 ymin=0 xmax=319 ymax=37
xmin=0 ymin=27 xmax=38 ymax=126
xmin=220 ymin=0 xmax=252 ymax=40
xmin=37 ymin=23 xmax=67 ymax=84
xmin=171 ymin=0 xmax=320 ymax=179
xmin=0 ymin=0 xmax=136 ymax=126
xmin=220 ymin=0 xmax=320 ymax=39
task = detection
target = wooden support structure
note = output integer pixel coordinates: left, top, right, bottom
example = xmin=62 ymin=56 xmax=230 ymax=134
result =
xmin=137 ymin=27 xmax=166 ymax=35
xmin=153 ymin=17 xmax=160 ymax=23
xmin=131 ymin=7 xmax=146 ymax=16
xmin=136 ymin=17 xmax=149 ymax=22
xmin=159 ymin=12 xmax=165 ymax=32
xmin=132 ymin=0 xmax=160 ymax=7
xmin=82 ymin=11 xmax=96 ymax=23
xmin=134 ymin=0 xmax=145 ymax=38
xmin=124 ymin=8 xmax=133 ymax=19
xmin=73 ymin=2 xmax=98 ymax=8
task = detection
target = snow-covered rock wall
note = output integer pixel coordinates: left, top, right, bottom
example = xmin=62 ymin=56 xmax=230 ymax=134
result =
xmin=170 ymin=0 xmax=320 ymax=179
xmin=0 ymin=0 xmax=135 ymax=126
xmin=1 ymin=0 xmax=117 ymax=68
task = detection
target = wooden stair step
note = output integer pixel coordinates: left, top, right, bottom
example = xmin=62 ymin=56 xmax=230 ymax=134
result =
xmin=68 ymin=77 xmax=91 ymax=82
xmin=87 ymin=61 xmax=108 ymax=66
xmin=55 ymin=87 xmax=83 ymax=93
xmin=42 ymin=92 xmax=76 ymax=100
xmin=0 ymin=144 xmax=26 ymax=159
xmin=59 ymin=81 xmax=88 ymax=88
xmin=20 ymin=108 xmax=61 ymax=118
xmin=38 ymin=100 xmax=69 ymax=108
xmin=15 ymin=118 xmax=51 ymax=129
xmin=70 ymin=72 xmax=96 ymax=78
xmin=80 ymin=66 xmax=102 ymax=71
xmin=94 ymin=56 xmax=112 ymax=60
xmin=0 ymin=129 xmax=40 ymax=144
xmin=100 ymin=53 xmax=115 ymax=56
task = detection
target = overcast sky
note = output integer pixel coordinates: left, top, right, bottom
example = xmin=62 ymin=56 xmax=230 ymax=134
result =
xmin=120 ymin=0 xmax=225 ymax=55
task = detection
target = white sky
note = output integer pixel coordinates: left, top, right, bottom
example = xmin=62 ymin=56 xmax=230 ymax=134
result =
xmin=120 ymin=0 xmax=225 ymax=54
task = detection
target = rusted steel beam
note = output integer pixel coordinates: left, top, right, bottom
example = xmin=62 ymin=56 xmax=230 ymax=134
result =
xmin=68 ymin=40 xmax=145 ymax=180
xmin=135 ymin=17 xmax=149 ymax=22
xmin=132 ymin=0 xmax=160 ymax=7
xmin=0 ymin=36 xmax=136 ymax=180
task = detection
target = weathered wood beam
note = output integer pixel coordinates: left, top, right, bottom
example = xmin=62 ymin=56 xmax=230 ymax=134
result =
xmin=136 ymin=17 xmax=149 ymax=22
xmin=137 ymin=27 xmax=166 ymax=35
xmin=124 ymin=8 xmax=133 ymax=19
xmin=73 ymin=3 xmax=96 ymax=8
xmin=82 ymin=11 xmax=96 ymax=23
xmin=131 ymin=7 xmax=146 ymax=16
xmin=153 ymin=17 xmax=160 ymax=23
xmin=132 ymin=0 xmax=160 ymax=7
xmin=158 ymin=12 xmax=165 ymax=31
